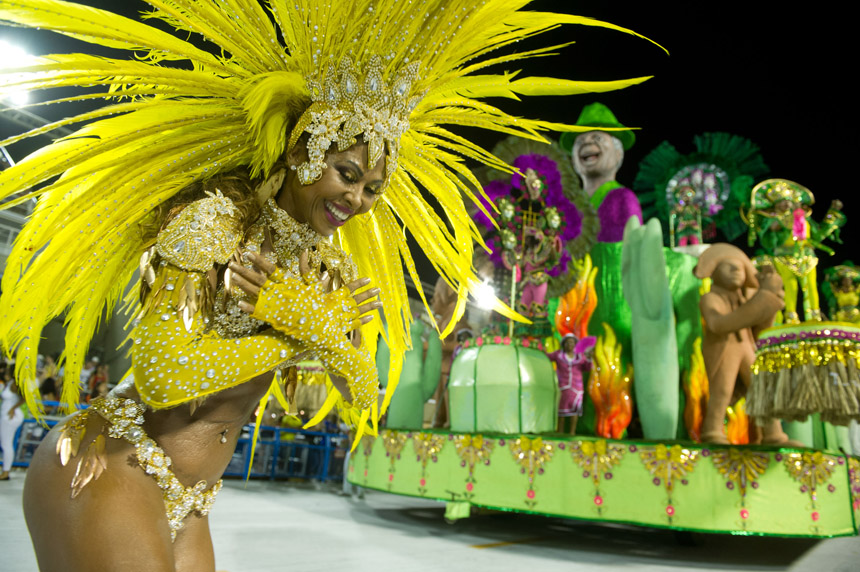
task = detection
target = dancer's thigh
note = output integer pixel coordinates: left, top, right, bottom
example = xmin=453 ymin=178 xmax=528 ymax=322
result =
xmin=23 ymin=414 xmax=178 ymax=572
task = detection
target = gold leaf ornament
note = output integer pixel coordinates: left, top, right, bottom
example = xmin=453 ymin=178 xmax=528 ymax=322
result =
xmin=70 ymin=434 xmax=107 ymax=499
xmin=56 ymin=411 xmax=90 ymax=467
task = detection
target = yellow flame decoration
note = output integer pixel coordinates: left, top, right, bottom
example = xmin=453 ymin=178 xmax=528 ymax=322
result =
xmin=683 ymin=337 xmax=709 ymax=442
xmin=589 ymin=323 xmax=633 ymax=439
xmin=725 ymin=397 xmax=750 ymax=445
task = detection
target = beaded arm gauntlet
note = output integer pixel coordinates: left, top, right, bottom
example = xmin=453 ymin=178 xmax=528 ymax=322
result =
xmin=249 ymin=275 xmax=378 ymax=410
xmin=133 ymin=192 xmax=378 ymax=411
xmin=134 ymin=265 xmax=377 ymax=410
xmin=133 ymin=266 xmax=307 ymax=408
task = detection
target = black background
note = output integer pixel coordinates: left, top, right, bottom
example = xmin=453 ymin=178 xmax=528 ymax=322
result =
xmin=1 ymin=1 xmax=853 ymax=269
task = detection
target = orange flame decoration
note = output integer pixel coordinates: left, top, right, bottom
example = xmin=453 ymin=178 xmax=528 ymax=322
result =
xmin=589 ymin=323 xmax=633 ymax=439
xmin=725 ymin=397 xmax=750 ymax=445
xmin=555 ymin=254 xmax=598 ymax=339
xmin=683 ymin=337 xmax=709 ymax=442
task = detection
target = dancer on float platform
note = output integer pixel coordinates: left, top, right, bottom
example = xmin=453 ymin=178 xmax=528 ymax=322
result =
xmin=547 ymin=334 xmax=596 ymax=435
xmin=0 ymin=1 xmax=662 ymax=570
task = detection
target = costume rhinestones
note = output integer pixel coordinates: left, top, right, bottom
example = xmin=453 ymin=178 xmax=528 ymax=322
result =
xmin=290 ymin=55 xmax=422 ymax=185
xmin=91 ymin=397 xmax=222 ymax=541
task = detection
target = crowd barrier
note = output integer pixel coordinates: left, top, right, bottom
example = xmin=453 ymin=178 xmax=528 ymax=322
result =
xmin=224 ymin=425 xmax=348 ymax=482
xmin=6 ymin=403 xmax=348 ymax=482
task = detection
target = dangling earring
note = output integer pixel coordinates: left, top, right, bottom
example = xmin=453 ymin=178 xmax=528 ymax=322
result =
xmin=220 ymin=430 xmax=228 ymax=444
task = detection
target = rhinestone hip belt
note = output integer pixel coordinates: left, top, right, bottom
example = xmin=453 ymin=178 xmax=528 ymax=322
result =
xmin=91 ymin=397 xmax=223 ymax=540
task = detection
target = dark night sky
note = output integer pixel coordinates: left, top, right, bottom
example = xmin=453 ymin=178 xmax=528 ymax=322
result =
xmin=1 ymin=2 xmax=853 ymax=268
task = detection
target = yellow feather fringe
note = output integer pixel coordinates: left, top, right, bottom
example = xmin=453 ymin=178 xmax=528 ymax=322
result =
xmin=0 ymin=0 xmax=660 ymax=434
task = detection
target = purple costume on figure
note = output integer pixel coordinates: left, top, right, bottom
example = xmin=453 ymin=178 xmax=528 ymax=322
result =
xmin=547 ymin=350 xmax=591 ymax=417
xmin=592 ymin=183 xmax=642 ymax=243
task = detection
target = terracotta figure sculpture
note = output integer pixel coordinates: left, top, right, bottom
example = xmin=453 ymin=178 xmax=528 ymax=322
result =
xmin=694 ymin=243 xmax=796 ymax=445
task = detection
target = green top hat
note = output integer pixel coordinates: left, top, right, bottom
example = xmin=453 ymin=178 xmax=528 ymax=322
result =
xmin=559 ymin=102 xmax=635 ymax=153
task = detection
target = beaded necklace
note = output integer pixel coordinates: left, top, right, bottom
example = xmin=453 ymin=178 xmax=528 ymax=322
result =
xmin=262 ymin=199 xmax=357 ymax=287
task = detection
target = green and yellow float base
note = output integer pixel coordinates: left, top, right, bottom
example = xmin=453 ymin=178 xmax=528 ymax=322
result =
xmin=348 ymin=430 xmax=860 ymax=538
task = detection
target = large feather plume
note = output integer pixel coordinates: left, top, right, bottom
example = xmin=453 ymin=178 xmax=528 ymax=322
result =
xmin=0 ymin=0 xmax=661 ymax=421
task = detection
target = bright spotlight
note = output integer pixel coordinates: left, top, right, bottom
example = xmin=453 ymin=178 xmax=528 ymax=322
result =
xmin=0 ymin=39 xmax=36 ymax=106
xmin=474 ymin=279 xmax=496 ymax=310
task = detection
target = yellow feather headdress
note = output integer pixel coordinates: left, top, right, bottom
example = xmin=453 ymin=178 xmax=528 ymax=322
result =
xmin=0 ymin=0 xmax=661 ymax=422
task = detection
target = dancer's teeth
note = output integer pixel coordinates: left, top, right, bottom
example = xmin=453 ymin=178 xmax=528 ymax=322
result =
xmin=325 ymin=202 xmax=349 ymax=222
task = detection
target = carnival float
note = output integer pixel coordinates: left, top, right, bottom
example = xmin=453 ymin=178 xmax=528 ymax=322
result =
xmin=349 ymin=104 xmax=860 ymax=538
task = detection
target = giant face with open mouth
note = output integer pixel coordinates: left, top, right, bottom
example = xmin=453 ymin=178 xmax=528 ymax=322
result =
xmin=572 ymin=131 xmax=623 ymax=179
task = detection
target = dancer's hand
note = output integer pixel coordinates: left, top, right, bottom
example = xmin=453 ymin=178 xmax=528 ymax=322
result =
xmin=230 ymin=251 xmax=382 ymax=324
xmin=227 ymin=252 xmax=277 ymax=306
xmin=345 ymin=279 xmax=382 ymax=329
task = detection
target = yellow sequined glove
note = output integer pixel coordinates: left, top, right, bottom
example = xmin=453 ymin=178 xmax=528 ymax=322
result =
xmin=133 ymin=266 xmax=308 ymax=409
xmin=250 ymin=276 xmax=378 ymax=410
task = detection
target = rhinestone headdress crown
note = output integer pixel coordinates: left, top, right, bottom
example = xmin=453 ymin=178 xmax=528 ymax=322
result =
xmin=289 ymin=55 xmax=423 ymax=186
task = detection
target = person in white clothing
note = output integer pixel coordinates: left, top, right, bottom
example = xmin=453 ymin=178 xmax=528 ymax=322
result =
xmin=0 ymin=368 xmax=25 ymax=480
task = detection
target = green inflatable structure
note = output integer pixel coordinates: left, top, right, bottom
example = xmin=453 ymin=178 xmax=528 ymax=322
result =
xmin=377 ymin=321 xmax=442 ymax=430
xmin=448 ymin=341 xmax=559 ymax=434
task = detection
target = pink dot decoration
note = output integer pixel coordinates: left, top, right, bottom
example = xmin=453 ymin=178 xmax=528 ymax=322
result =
xmin=854 ymin=500 xmax=860 ymax=510
xmin=363 ymin=470 xmax=368 ymax=477
xmin=740 ymin=509 xmax=749 ymax=520
xmin=526 ymin=490 xmax=536 ymax=499
xmin=594 ymin=495 xmax=603 ymax=506
xmin=388 ymin=473 xmax=394 ymax=482
xmin=666 ymin=505 xmax=675 ymax=516
xmin=476 ymin=338 xmax=484 ymax=346
xmin=493 ymin=336 xmax=502 ymax=343
xmin=811 ymin=512 xmax=820 ymax=522
xmin=419 ymin=478 xmax=426 ymax=487
xmin=466 ymin=482 xmax=474 ymax=492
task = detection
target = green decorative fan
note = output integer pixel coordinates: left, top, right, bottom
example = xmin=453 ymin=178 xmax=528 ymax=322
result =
xmin=634 ymin=133 xmax=768 ymax=245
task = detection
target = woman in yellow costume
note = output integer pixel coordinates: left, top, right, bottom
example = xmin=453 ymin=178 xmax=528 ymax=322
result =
xmin=747 ymin=179 xmax=845 ymax=323
xmin=0 ymin=1 xmax=659 ymax=569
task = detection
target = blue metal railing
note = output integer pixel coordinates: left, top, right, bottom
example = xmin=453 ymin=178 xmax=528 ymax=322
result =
xmin=224 ymin=425 xmax=348 ymax=482
xmin=11 ymin=401 xmax=68 ymax=468
xmin=6 ymin=403 xmax=348 ymax=482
